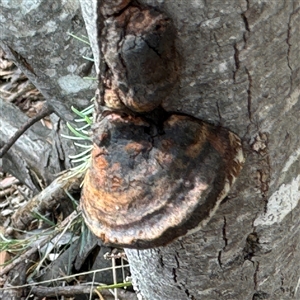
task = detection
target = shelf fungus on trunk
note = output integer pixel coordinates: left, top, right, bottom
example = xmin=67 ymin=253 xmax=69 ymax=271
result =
xmin=81 ymin=113 xmax=245 ymax=249
xmin=81 ymin=1 xmax=244 ymax=249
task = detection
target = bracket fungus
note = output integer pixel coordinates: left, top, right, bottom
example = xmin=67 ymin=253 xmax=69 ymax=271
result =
xmin=81 ymin=2 xmax=245 ymax=249
xmin=81 ymin=113 xmax=245 ymax=249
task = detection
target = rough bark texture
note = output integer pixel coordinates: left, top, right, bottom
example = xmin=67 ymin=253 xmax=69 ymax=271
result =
xmin=0 ymin=0 xmax=96 ymax=190
xmin=0 ymin=0 xmax=97 ymax=122
xmin=79 ymin=0 xmax=300 ymax=299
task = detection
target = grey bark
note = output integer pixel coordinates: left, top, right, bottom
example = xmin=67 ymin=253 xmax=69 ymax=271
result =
xmin=0 ymin=0 xmax=299 ymax=300
xmin=0 ymin=98 xmax=66 ymax=193
xmin=0 ymin=0 xmax=96 ymax=190
xmin=79 ymin=0 xmax=300 ymax=299
xmin=0 ymin=0 xmax=97 ymax=121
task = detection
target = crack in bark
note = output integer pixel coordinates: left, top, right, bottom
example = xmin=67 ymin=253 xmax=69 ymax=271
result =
xmin=222 ymin=216 xmax=228 ymax=248
xmin=262 ymin=155 xmax=271 ymax=213
xmin=158 ymin=255 xmax=164 ymax=268
xmin=217 ymin=251 xmax=223 ymax=268
xmin=174 ymin=252 xmax=180 ymax=268
xmin=241 ymin=0 xmax=250 ymax=32
xmin=178 ymin=280 xmax=195 ymax=299
xmin=241 ymin=1 xmax=250 ymax=50
xmin=216 ymin=101 xmax=222 ymax=124
xmin=172 ymin=268 xmax=178 ymax=283
xmin=242 ymin=32 xmax=248 ymax=49
xmin=280 ymin=272 xmax=285 ymax=292
xmin=241 ymin=13 xmax=250 ymax=32
xmin=185 ymin=288 xmax=190 ymax=298
xmin=286 ymin=9 xmax=295 ymax=99
xmin=245 ymin=0 xmax=250 ymax=10
xmin=253 ymin=261 xmax=259 ymax=290
xmin=218 ymin=217 xmax=228 ymax=268
xmin=286 ymin=15 xmax=293 ymax=72
xmin=233 ymin=43 xmax=240 ymax=83
xmin=172 ymin=256 xmax=184 ymax=292
xmin=245 ymin=67 xmax=252 ymax=122
xmin=184 ymin=287 xmax=196 ymax=299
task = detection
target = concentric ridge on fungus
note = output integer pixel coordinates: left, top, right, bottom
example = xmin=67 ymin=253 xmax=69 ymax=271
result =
xmin=81 ymin=113 xmax=245 ymax=249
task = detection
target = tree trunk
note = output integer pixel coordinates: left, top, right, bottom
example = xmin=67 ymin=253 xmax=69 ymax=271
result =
xmin=79 ymin=1 xmax=300 ymax=299
xmin=1 ymin=0 xmax=300 ymax=299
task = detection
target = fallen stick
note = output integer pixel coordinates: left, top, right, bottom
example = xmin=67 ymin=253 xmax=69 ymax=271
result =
xmin=11 ymin=170 xmax=83 ymax=231
xmin=30 ymin=285 xmax=137 ymax=300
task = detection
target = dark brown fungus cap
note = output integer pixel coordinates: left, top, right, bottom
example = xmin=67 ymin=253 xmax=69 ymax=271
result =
xmin=102 ymin=6 xmax=179 ymax=113
xmin=81 ymin=114 xmax=244 ymax=249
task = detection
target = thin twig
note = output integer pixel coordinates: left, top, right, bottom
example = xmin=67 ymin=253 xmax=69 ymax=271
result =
xmin=30 ymin=285 xmax=136 ymax=300
xmin=11 ymin=170 xmax=84 ymax=231
xmin=31 ymin=285 xmax=101 ymax=297
xmin=0 ymin=104 xmax=54 ymax=158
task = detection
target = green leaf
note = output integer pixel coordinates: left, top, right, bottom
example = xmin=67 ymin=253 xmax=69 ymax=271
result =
xmin=61 ymin=134 xmax=90 ymax=141
xmin=74 ymin=143 xmax=94 ymax=149
xmin=66 ymin=122 xmax=91 ymax=139
xmin=70 ymin=156 xmax=91 ymax=163
xmin=67 ymin=32 xmax=90 ymax=45
xmin=81 ymin=103 xmax=94 ymax=113
xmin=82 ymin=56 xmax=94 ymax=62
xmin=73 ymin=123 xmax=91 ymax=131
xmin=71 ymin=106 xmax=88 ymax=118
xmin=69 ymin=147 xmax=93 ymax=159
xmin=31 ymin=210 xmax=56 ymax=226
